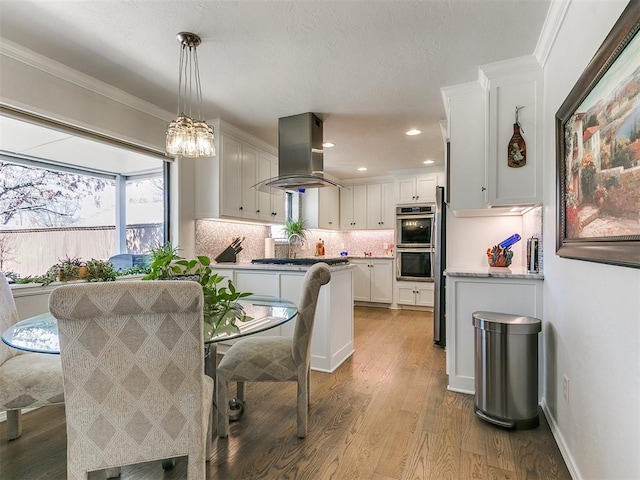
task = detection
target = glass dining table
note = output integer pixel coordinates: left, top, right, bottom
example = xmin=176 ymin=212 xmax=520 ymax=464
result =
xmin=2 ymin=295 xmax=297 ymax=474
xmin=1 ymin=294 xmax=298 ymax=418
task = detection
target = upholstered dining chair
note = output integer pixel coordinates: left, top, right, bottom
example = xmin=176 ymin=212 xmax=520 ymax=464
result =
xmin=217 ymin=262 xmax=331 ymax=439
xmin=49 ymin=280 xmax=213 ymax=480
xmin=0 ymin=272 xmax=64 ymax=440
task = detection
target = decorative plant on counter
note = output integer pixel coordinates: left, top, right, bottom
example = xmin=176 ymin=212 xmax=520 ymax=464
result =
xmin=143 ymin=242 xmax=252 ymax=337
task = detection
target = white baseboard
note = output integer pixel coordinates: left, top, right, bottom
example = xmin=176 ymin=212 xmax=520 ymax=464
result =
xmin=541 ymin=399 xmax=580 ymax=480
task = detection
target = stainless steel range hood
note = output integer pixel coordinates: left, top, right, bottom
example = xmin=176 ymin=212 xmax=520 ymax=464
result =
xmin=252 ymin=112 xmax=343 ymax=193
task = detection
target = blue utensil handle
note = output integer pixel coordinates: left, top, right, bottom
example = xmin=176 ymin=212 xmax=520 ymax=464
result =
xmin=498 ymin=233 xmax=521 ymax=249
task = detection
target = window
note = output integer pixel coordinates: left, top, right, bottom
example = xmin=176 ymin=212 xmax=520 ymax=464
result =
xmin=0 ymin=114 xmax=168 ymax=278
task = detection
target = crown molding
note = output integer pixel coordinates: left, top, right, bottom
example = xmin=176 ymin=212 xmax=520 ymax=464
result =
xmin=534 ymin=0 xmax=572 ymax=68
xmin=0 ymin=37 xmax=174 ymax=122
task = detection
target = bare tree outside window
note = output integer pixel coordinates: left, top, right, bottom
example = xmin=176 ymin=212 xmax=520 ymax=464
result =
xmin=0 ymin=161 xmax=107 ymax=227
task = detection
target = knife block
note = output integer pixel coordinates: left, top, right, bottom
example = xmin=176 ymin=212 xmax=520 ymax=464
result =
xmin=214 ymin=246 xmax=237 ymax=263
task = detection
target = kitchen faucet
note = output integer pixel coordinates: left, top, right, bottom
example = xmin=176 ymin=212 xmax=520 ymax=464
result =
xmin=287 ymin=233 xmax=305 ymax=258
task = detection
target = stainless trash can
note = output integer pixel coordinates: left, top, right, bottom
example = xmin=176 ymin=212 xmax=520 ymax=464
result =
xmin=472 ymin=311 xmax=541 ymax=429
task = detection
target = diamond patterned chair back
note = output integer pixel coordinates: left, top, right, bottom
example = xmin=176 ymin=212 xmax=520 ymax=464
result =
xmin=217 ymin=262 xmax=331 ymax=438
xmin=0 ymin=272 xmax=64 ymax=440
xmin=49 ymin=280 xmax=212 ymax=480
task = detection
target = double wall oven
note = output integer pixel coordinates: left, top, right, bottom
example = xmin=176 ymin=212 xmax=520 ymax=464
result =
xmin=395 ymin=205 xmax=434 ymax=282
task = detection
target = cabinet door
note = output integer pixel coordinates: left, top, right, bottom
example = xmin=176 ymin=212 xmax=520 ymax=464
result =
xmin=351 ymin=185 xmax=367 ymax=229
xmin=340 ymin=185 xmax=367 ymax=230
xmin=351 ymin=260 xmax=371 ymax=301
xmin=270 ymin=159 xmax=286 ymax=222
xmin=339 ymin=187 xmax=354 ymax=230
xmin=396 ymin=283 xmax=417 ymax=305
xmin=487 ymin=67 xmax=542 ymax=206
xmin=415 ymin=283 xmax=434 ymax=307
xmin=220 ymin=134 xmax=243 ymax=217
xmin=256 ymin=152 xmax=273 ymax=220
xmin=319 ymin=187 xmax=339 ymax=229
xmin=240 ymin=143 xmax=259 ymax=220
xmin=396 ymin=178 xmax=417 ymax=204
xmin=370 ymin=259 xmax=393 ymax=303
xmin=447 ymin=84 xmax=487 ymax=211
xmin=366 ymin=183 xmax=383 ymax=229
xmin=415 ymin=176 xmax=437 ymax=203
xmin=380 ymin=182 xmax=395 ymax=228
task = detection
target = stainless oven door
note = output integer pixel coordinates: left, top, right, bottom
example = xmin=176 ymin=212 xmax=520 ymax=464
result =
xmin=396 ymin=249 xmax=434 ymax=282
xmin=395 ymin=214 xmax=434 ymax=248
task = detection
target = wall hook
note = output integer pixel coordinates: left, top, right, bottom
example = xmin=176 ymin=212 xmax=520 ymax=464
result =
xmin=515 ymin=105 xmax=525 ymax=133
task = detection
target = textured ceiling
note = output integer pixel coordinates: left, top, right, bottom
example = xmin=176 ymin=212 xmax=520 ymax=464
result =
xmin=0 ymin=0 xmax=552 ymax=180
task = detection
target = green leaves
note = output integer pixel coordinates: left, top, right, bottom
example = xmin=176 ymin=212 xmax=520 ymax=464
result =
xmin=143 ymin=242 xmax=253 ymax=338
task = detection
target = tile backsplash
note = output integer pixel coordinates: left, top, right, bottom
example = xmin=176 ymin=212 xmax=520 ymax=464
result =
xmin=196 ymin=219 xmax=394 ymax=262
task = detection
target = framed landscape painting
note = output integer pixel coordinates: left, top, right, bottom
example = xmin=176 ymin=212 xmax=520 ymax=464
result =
xmin=556 ymin=0 xmax=640 ymax=269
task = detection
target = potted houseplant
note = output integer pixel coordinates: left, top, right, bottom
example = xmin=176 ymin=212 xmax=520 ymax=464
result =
xmin=143 ymin=242 xmax=252 ymax=337
xmin=284 ymin=219 xmax=308 ymax=244
xmin=54 ymin=256 xmax=87 ymax=282
xmin=85 ymin=258 xmax=117 ymax=282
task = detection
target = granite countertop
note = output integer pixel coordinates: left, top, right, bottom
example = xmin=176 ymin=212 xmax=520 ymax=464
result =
xmin=213 ymin=260 xmax=355 ymax=272
xmin=348 ymin=255 xmax=394 ymax=260
xmin=444 ymin=267 xmax=544 ymax=280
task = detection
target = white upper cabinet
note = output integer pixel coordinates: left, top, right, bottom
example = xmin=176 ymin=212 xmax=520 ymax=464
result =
xmin=366 ymin=182 xmax=394 ymax=229
xmin=301 ymin=186 xmax=340 ymax=230
xmin=441 ymin=55 xmax=543 ymax=215
xmin=482 ymin=56 xmax=543 ymax=207
xmin=442 ymin=82 xmax=488 ymax=212
xmin=318 ymin=187 xmax=340 ymax=229
xmin=257 ymin=151 xmax=285 ymax=222
xmin=340 ymin=184 xmax=367 ymax=230
xmin=195 ymin=119 xmax=282 ymax=223
xmin=395 ymin=174 xmax=440 ymax=204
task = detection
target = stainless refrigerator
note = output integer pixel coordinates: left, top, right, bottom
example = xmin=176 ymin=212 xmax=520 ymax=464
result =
xmin=433 ymin=185 xmax=446 ymax=347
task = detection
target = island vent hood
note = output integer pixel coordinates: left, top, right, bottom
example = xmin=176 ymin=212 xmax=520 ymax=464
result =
xmin=252 ymin=112 xmax=343 ymax=193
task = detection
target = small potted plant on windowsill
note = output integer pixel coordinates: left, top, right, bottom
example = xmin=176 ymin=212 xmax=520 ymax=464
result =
xmin=54 ymin=256 xmax=87 ymax=282
xmin=85 ymin=258 xmax=117 ymax=282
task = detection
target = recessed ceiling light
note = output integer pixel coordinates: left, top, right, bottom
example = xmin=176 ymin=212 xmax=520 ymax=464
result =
xmin=406 ymin=129 xmax=422 ymax=136
xmin=357 ymin=167 xmax=368 ymax=172
xmin=423 ymin=159 xmax=434 ymax=165
xmin=323 ymin=142 xmax=335 ymax=148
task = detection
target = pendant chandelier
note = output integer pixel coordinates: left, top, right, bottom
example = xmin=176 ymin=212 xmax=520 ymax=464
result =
xmin=166 ymin=32 xmax=215 ymax=158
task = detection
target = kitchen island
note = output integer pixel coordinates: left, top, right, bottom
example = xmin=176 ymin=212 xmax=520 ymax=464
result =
xmin=211 ymin=261 xmax=355 ymax=373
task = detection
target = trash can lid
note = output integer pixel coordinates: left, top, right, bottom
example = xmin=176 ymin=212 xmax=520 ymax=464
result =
xmin=472 ymin=311 xmax=541 ymax=334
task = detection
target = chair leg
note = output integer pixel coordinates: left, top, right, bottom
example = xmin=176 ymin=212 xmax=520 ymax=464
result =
xmin=105 ymin=467 xmax=121 ymax=478
xmin=297 ymin=374 xmax=308 ymax=438
xmin=206 ymin=402 xmax=213 ymax=458
xmin=6 ymin=409 xmax=22 ymax=440
xmin=217 ymin=375 xmax=229 ymax=438
xmin=236 ymin=381 xmax=245 ymax=402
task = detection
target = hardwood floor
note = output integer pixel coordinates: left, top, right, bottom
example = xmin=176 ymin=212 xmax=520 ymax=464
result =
xmin=0 ymin=307 xmax=571 ymax=479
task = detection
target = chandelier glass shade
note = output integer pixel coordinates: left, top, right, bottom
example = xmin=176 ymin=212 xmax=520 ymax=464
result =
xmin=166 ymin=32 xmax=215 ymax=158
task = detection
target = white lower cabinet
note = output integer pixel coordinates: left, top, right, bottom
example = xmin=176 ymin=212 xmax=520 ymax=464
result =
xmin=351 ymin=258 xmax=393 ymax=303
xmin=395 ymin=282 xmax=434 ymax=307
xmin=445 ymin=274 xmax=543 ymax=394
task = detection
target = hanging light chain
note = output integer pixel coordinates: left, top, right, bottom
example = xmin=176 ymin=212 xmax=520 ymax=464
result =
xmin=166 ymin=32 xmax=215 ymax=158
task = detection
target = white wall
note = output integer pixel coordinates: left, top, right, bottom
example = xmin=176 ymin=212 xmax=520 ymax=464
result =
xmin=542 ymin=2 xmax=640 ymax=479
xmin=446 ymin=209 xmax=525 ymax=269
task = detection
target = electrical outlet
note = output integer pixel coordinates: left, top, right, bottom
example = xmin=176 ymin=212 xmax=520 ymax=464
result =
xmin=562 ymin=375 xmax=570 ymax=404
